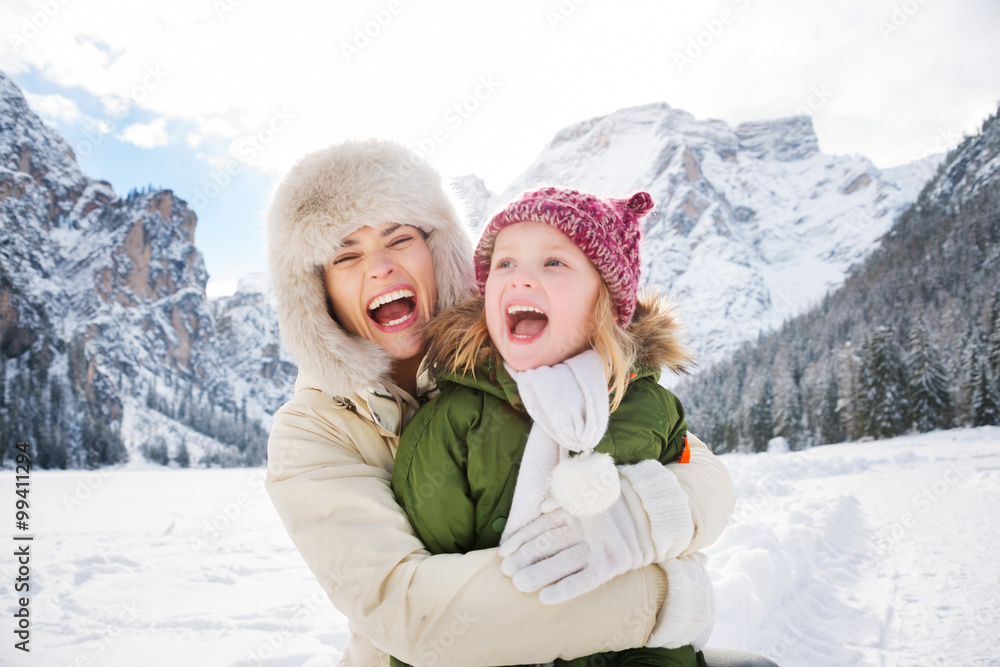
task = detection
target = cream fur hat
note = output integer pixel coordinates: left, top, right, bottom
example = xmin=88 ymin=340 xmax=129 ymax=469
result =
xmin=267 ymin=139 xmax=476 ymax=398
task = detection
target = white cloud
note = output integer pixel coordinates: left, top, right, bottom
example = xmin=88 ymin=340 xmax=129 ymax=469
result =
xmin=195 ymin=151 xmax=234 ymax=171
xmin=119 ymin=118 xmax=169 ymax=149
xmin=2 ymin=0 xmax=998 ymax=186
xmin=206 ymin=278 xmax=238 ymax=299
xmin=23 ymin=92 xmax=82 ymax=123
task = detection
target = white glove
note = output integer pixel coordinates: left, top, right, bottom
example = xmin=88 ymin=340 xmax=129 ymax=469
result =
xmin=498 ymin=474 xmax=657 ymax=604
xmin=499 ymin=460 xmax=696 ymax=605
xmin=648 ymin=552 xmax=716 ymax=651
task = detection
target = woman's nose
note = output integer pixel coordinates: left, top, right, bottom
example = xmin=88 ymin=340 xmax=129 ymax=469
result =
xmin=365 ymin=250 xmax=396 ymax=280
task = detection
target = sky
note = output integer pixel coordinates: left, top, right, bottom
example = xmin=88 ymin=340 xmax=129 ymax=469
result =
xmin=2 ymin=0 xmax=999 ymax=297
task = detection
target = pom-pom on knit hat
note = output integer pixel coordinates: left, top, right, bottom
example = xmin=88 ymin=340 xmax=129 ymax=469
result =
xmin=474 ymin=186 xmax=654 ymax=328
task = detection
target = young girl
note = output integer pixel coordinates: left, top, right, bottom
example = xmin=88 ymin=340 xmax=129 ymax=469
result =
xmin=391 ymin=186 xmax=715 ymax=667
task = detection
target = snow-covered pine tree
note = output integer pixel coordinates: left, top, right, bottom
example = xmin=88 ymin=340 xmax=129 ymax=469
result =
xmin=837 ymin=342 xmax=861 ymax=441
xmin=749 ymin=378 xmax=774 ymax=452
xmin=856 ymin=334 xmax=877 ymax=437
xmin=773 ymin=360 xmax=804 ymax=448
xmin=988 ymin=302 xmax=1000 ymax=390
xmin=906 ymin=319 xmax=954 ymax=432
xmin=857 ymin=327 xmax=910 ymax=439
xmin=953 ymin=327 xmax=982 ymax=425
xmin=970 ymin=356 xmax=1000 ymax=426
xmin=175 ymin=438 xmax=191 ymax=468
xmin=819 ymin=365 xmax=846 ymax=444
xmin=720 ymin=369 xmax=745 ymax=452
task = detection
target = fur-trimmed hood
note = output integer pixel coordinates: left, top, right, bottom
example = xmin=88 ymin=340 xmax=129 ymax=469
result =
xmin=267 ymin=139 xmax=476 ymax=399
xmin=424 ymin=292 xmax=695 ymax=378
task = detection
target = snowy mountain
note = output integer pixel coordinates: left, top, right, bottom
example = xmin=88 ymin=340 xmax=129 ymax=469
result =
xmin=676 ymin=105 xmax=1000 ymax=452
xmin=1 ymin=67 xmax=953 ymax=468
xmin=455 ymin=103 xmax=943 ymax=365
xmin=0 ymin=71 xmax=295 ymax=468
xmin=210 ymin=273 xmax=297 ymax=417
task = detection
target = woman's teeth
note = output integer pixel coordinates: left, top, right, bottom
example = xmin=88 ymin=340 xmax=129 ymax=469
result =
xmin=368 ymin=289 xmax=416 ymax=327
xmin=368 ymin=289 xmax=415 ymax=311
xmin=382 ymin=313 xmax=411 ymax=327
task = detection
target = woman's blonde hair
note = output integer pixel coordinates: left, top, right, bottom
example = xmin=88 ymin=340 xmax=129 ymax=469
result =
xmin=439 ymin=281 xmax=638 ymax=413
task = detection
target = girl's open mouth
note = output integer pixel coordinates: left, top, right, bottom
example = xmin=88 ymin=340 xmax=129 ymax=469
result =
xmin=506 ymin=303 xmax=548 ymax=340
xmin=367 ymin=288 xmax=417 ymax=331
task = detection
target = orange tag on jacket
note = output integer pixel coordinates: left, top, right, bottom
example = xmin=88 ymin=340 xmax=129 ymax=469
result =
xmin=679 ymin=436 xmax=691 ymax=463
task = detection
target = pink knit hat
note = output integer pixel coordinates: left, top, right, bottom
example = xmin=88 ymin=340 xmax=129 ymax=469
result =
xmin=475 ymin=186 xmax=654 ymax=328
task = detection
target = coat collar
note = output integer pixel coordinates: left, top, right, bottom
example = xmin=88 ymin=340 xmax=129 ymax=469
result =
xmin=297 ymin=354 xmax=440 ymax=441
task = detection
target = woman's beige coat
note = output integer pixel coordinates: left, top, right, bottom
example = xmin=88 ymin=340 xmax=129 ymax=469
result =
xmin=264 ymin=140 xmax=735 ymax=666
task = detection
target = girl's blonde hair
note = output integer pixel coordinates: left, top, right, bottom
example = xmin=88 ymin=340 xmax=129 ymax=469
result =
xmin=440 ymin=281 xmax=638 ymax=413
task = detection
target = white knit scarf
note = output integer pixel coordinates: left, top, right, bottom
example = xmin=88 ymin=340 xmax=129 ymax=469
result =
xmin=500 ymin=349 xmax=620 ymax=540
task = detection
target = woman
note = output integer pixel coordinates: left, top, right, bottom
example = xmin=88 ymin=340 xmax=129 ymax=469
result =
xmin=264 ymin=139 xmax=770 ymax=666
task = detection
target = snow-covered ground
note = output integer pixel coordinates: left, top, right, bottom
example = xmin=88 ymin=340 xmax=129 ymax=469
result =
xmin=2 ymin=427 xmax=999 ymax=666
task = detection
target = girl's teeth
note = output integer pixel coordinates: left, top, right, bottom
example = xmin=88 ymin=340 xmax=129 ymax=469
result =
xmin=507 ymin=304 xmax=544 ymax=315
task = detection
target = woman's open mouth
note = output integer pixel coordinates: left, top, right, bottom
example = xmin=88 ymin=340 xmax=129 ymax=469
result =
xmin=367 ymin=287 xmax=418 ymax=331
xmin=506 ymin=303 xmax=548 ymax=341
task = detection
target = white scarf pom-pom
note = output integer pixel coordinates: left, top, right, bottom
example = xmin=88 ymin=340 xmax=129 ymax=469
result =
xmin=550 ymin=451 xmax=620 ymax=517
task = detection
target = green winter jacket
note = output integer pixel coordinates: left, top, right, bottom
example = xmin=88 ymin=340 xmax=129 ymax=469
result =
xmin=393 ymin=357 xmax=688 ymax=553
xmin=390 ymin=298 xmax=704 ymax=667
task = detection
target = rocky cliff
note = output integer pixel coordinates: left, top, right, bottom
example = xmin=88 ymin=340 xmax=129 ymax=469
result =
xmin=0 ymin=71 xmax=295 ymax=468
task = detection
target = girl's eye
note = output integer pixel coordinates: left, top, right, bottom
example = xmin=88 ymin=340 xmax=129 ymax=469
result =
xmin=495 ymin=259 xmax=513 ymax=269
xmin=545 ymin=258 xmax=566 ymax=267
xmin=389 ymin=235 xmax=414 ymax=248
